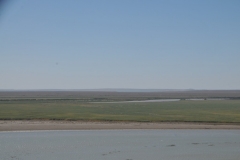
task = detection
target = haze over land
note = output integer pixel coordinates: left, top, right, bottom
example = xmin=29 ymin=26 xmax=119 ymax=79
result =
xmin=1 ymin=0 xmax=240 ymax=90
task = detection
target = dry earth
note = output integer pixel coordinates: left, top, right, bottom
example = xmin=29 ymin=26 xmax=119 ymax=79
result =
xmin=0 ymin=121 xmax=240 ymax=131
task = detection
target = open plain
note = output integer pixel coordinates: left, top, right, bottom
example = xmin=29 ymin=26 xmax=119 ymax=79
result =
xmin=0 ymin=90 xmax=240 ymax=131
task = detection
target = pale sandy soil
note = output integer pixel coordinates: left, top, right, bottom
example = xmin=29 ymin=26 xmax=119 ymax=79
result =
xmin=0 ymin=121 xmax=240 ymax=131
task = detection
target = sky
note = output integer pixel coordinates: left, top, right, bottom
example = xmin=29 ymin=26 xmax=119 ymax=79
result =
xmin=0 ymin=0 xmax=240 ymax=90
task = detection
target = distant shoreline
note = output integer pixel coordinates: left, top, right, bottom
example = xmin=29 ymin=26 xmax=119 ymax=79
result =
xmin=1 ymin=121 xmax=240 ymax=131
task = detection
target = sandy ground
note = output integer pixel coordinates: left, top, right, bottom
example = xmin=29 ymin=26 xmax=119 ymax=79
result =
xmin=0 ymin=121 xmax=240 ymax=131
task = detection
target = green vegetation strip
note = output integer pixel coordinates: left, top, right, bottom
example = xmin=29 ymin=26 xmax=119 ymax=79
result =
xmin=0 ymin=100 xmax=240 ymax=123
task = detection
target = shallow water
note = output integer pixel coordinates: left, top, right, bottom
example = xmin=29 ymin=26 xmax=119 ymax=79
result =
xmin=0 ymin=130 xmax=240 ymax=160
xmin=94 ymin=99 xmax=180 ymax=103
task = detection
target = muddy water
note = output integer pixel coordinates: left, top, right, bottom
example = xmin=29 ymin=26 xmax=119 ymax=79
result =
xmin=0 ymin=130 xmax=240 ymax=160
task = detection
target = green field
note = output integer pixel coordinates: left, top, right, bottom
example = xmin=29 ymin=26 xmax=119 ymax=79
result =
xmin=0 ymin=100 xmax=240 ymax=123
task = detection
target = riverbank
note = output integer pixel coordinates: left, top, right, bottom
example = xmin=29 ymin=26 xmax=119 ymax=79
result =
xmin=1 ymin=120 xmax=240 ymax=131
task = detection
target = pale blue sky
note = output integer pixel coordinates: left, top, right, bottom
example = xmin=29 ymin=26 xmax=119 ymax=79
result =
xmin=0 ymin=0 xmax=240 ymax=89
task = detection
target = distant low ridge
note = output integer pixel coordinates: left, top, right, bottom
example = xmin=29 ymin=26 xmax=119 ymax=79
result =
xmin=0 ymin=89 xmax=198 ymax=92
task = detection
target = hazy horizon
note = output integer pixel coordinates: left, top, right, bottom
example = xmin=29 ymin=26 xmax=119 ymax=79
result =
xmin=0 ymin=88 xmax=239 ymax=92
xmin=1 ymin=0 xmax=240 ymax=90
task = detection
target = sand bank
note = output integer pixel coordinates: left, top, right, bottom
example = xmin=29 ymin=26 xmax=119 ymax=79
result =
xmin=0 ymin=121 xmax=240 ymax=131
